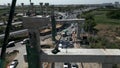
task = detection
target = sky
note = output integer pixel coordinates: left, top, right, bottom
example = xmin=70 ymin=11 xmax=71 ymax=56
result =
xmin=0 ymin=0 xmax=120 ymax=5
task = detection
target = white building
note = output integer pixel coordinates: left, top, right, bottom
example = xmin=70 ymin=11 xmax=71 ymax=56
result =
xmin=101 ymin=3 xmax=114 ymax=8
xmin=0 ymin=5 xmax=7 ymax=9
xmin=114 ymin=2 xmax=120 ymax=8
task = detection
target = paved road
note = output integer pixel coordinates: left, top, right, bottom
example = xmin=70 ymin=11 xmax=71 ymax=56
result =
xmin=55 ymin=63 xmax=63 ymax=68
xmin=53 ymin=12 xmax=79 ymax=68
xmin=0 ymin=42 xmax=27 ymax=68
xmin=0 ymin=29 xmax=28 ymax=39
xmin=56 ymin=14 xmax=101 ymax=68
xmin=14 ymin=43 xmax=27 ymax=68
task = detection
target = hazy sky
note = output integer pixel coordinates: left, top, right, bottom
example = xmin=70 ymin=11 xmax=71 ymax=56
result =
xmin=0 ymin=0 xmax=120 ymax=5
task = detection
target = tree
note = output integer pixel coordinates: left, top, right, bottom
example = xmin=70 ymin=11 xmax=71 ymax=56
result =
xmin=112 ymin=64 xmax=118 ymax=68
xmin=76 ymin=14 xmax=80 ymax=18
xmin=84 ymin=14 xmax=96 ymax=32
xmin=106 ymin=10 xmax=120 ymax=19
xmin=0 ymin=26 xmax=5 ymax=34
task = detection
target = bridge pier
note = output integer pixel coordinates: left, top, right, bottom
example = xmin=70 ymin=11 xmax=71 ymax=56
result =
xmin=23 ymin=17 xmax=49 ymax=68
xmin=51 ymin=62 xmax=55 ymax=68
xmin=77 ymin=23 xmax=81 ymax=38
xmin=77 ymin=20 xmax=85 ymax=39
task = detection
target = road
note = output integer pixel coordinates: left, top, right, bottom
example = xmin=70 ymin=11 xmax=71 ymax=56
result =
xmin=0 ymin=21 xmax=22 ymax=26
xmin=49 ymin=11 xmax=79 ymax=68
xmin=55 ymin=63 xmax=63 ymax=68
xmin=0 ymin=29 xmax=28 ymax=39
xmin=0 ymin=42 xmax=27 ymax=68
xmin=54 ymin=11 xmax=101 ymax=68
xmin=14 ymin=43 xmax=27 ymax=68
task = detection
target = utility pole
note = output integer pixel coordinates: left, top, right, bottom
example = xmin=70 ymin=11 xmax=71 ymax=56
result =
xmin=51 ymin=5 xmax=57 ymax=42
xmin=0 ymin=0 xmax=17 ymax=68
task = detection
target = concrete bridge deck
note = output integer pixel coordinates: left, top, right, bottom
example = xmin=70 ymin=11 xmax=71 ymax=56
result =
xmin=56 ymin=18 xmax=85 ymax=22
xmin=41 ymin=49 xmax=120 ymax=63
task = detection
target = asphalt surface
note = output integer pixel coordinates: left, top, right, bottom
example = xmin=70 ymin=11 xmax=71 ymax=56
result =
xmin=55 ymin=63 xmax=63 ymax=68
xmin=0 ymin=42 xmax=27 ymax=68
xmin=0 ymin=29 xmax=28 ymax=39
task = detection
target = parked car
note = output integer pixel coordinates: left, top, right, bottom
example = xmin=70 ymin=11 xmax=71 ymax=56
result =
xmin=63 ymin=63 xmax=71 ymax=68
xmin=60 ymin=40 xmax=73 ymax=48
xmin=7 ymin=41 xmax=15 ymax=48
xmin=20 ymin=38 xmax=29 ymax=44
xmin=9 ymin=60 xmax=18 ymax=68
xmin=71 ymin=64 xmax=78 ymax=68
xmin=58 ymin=43 xmax=63 ymax=49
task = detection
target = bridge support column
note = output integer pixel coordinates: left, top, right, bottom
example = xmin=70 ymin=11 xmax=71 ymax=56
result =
xmin=77 ymin=20 xmax=85 ymax=39
xmin=23 ymin=17 xmax=49 ymax=68
xmin=102 ymin=63 xmax=113 ymax=68
xmin=51 ymin=5 xmax=57 ymax=42
xmin=39 ymin=3 xmax=43 ymax=15
xmin=51 ymin=62 xmax=55 ymax=68
xmin=27 ymin=29 xmax=42 ymax=68
xmin=21 ymin=3 xmax=25 ymax=16
xmin=77 ymin=23 xmax=81 ymax=38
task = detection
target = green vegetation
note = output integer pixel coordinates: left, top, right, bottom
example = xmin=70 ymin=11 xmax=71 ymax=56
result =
xmin=81 ymin=9 xmax=120 ymax=25
xmin=84 ymin=14 xmax=96 ymax=32
xmin=81 ymin=8 xmax=120 ymax=48
xmin=112 ymin=64 xmax=118 ymax=68
xmin=95 ymin=13 xmax=120 ymax=25
xmin=88 ymin=23 xmax=120 ymax=48
xmin=106 ymin=9 xmax=120 ymax=19
xmin=0 ymin=8 xmax=10 ymax=16
xmin=89 ymin=36 xmax=120 ymax=48
xmin=0 ymin=26 xmax=5 ymax=34
xmin=0 ymin=39 xmax=3 ymax=47
xmin=95 ymin=14 xmax=120 ymax=25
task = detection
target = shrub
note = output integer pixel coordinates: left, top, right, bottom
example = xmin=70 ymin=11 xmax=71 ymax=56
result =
xmin=106 ymin=10 xmax=120 ymax=19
